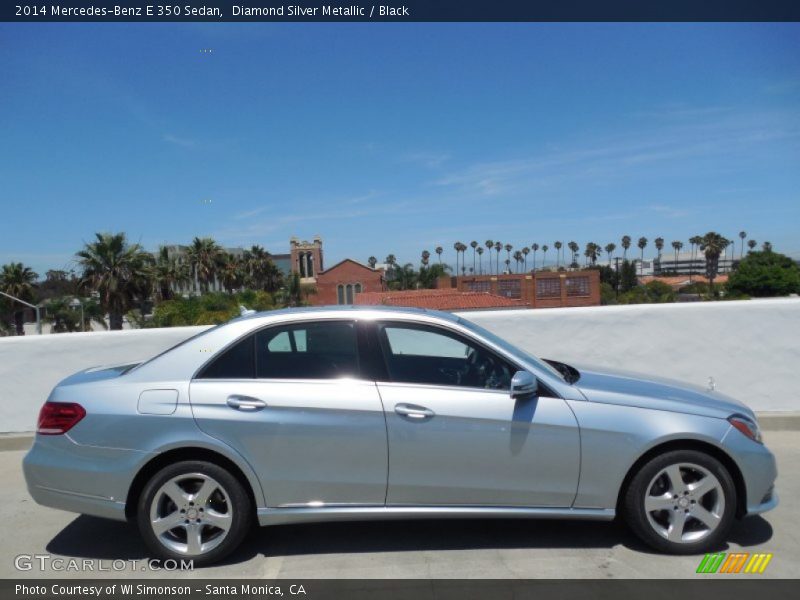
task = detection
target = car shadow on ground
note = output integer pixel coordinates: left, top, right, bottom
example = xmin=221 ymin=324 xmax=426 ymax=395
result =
xmin=46 ymin=514 xmax=774 ymax=565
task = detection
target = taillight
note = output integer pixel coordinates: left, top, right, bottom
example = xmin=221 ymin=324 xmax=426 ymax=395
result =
xmin=37 ymin=402 xmax=86 ymax=435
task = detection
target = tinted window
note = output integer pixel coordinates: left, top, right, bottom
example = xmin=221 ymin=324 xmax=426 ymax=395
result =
xmin=379 ymin=324 xmax=512 ymax=390
xmin=256 ymin=321 xmax=359 ymax=379
xmin=197 ymin=334 xmax=255 ymax=379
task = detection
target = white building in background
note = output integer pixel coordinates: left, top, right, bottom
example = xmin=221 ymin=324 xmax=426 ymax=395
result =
xmin=653 ymin=252 xmax=736 ymax=276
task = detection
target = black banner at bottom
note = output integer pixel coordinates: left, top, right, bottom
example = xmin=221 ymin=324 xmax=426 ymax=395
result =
xmin=2 ymin=580 xmax=800 ymax=600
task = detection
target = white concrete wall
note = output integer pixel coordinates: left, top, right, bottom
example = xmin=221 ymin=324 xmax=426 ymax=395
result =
xmin=1 ymin=299 xmax=798 ymax=433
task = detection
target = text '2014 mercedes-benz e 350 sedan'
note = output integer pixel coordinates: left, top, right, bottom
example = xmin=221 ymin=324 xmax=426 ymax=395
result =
xmin=24 ymin=307 xmax=777 ymax=565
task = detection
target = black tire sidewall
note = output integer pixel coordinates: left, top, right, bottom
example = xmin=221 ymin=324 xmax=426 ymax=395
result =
xmin=624 ymin=449 xmax=736 ymax=554
xmin=136 ymin=460 xmax=252 ymax=566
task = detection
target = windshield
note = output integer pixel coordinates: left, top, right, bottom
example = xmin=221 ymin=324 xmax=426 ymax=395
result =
xmin=457 ymin=317 xmax=566 ymax=382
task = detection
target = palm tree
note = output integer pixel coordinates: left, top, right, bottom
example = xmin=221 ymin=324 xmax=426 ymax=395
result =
xmin=494 ymin=241 xmax=502 ymax=274
xmin=152 ymin=246 xmax=190 ymax=301
xmin=584 ymin=242 xmax=601 ymax=266
xmin=484 ymin=240 xmax=494 ymax=274
xmin=367 ymin=256 xmax=377 ymax=269
xmin=0 ymin=262 xmax=38 ymax=335
xmin=739 ymin=231 xmax=747 ymax=259
xmin=219 ymin=253 xmax=244 ymax=293
xmin=762 ymin=241 xmax=773 ymax=252
xmin=76 ymin=232 xmax=152 ymax=330
xmin=384 ymin=254 xmax=397 ymax=280
xmin=187 ymin=237 xmax=224 ymax=293
xmin=435 ymin=246 xmax=443 ymax=264
xmin=554 ymin=241 xmax=563 ymax=269
xmin=747 ymin=239 xmax=757 ymax=253
xmin=470 ymin=241 xmax=478 ymax=273
xmin=567 ymin=241 xmax=579 ymax=269
xmin=512 ymin=250 xmax=522 ymax=272
xmin=453 ymin=242 xmax=462 ymax=277
xmin=637 ymin=237 xmax=648 ymax=277
xmin=671 ymin=241 xmax=683 ymax=272
xmin=421 ymin=250 xmax=431 ymax=267
xmin=531 ymin=243 xmax=539 ymax=271
xmin=699 ymin=232 xmax=730 ymax=296
xmin=605 ymin=243 xmax=616 ymax=266
xmin=654 ymin=237 xmax=665 ymax=262
xmin=688 ymin=235 xmax=703 ymax=283
xmin=621 ymin=235 xmax=632 ymax=259
xmin=541 ymin=244 xmax=549 ymax=269
xmin=522 ymin=246 xmax=530 ymax=272
xmin=476 ymin=246 xmax=484 ymax=274
xmin=503 ymin=244 xmax=513 ymax=273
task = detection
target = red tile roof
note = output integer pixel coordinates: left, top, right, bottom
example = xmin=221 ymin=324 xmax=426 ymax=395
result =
xmin=355 ymin=289 xmax=527 ymax=311
xmin=640 ymin=274 xmax=729 ymax=289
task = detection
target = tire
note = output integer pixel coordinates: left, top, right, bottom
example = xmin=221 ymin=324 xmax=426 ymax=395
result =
xmin=623 ymin=449 xmax=736 ymax=554
xmin=137 ymin=460 xmax=252 ymax=566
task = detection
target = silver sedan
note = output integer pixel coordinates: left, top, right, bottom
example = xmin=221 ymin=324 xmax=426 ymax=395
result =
xmin=23 ymin=306 xmax=777 ymax=565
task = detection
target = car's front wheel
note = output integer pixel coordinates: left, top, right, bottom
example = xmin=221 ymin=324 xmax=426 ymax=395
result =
xmin=624 ymin=449 xmax=736 ymax=554
xmin=137 ymin=460 xmax=251 ymax=566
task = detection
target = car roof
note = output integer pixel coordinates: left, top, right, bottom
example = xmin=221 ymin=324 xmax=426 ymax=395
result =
xmin=233 ymin=304 xmax=462 ymax=324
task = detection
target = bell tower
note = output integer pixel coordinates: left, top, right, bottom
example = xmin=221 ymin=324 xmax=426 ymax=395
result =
xmin=290 ymin=236 xmax=324 ymax=283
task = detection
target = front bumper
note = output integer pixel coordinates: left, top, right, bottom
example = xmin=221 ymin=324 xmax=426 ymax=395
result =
xmin=23 ymin=434 xmax=151 ymax=522
xmin=721 ymin=425 xmax=779 ymax=516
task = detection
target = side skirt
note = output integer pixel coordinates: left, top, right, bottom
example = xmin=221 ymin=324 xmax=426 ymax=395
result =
xmin=256 ymin=505 xmax=615 ymax=527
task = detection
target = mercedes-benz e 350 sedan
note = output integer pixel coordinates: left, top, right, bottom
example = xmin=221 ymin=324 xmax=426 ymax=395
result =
xmin=24 ymin=307 xmax=777 ymax=565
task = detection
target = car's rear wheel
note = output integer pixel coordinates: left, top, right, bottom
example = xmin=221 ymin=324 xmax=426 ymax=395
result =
xmin=624 ymin=449 xmax=736 ymax=554
xmin=137 ymin=460 xmax=251 ymax=566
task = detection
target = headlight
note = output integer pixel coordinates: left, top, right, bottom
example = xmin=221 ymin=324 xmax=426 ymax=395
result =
xmin=728 ymin=414 xmax=763 ymax=444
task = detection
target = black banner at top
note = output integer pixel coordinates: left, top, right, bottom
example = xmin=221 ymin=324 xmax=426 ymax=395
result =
xmin=3 ymin=0 xmax=800 ymax=22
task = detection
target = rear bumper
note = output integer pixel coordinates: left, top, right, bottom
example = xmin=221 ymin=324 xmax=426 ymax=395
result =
xmin=23 ymin=434 xmax=150 ymax=522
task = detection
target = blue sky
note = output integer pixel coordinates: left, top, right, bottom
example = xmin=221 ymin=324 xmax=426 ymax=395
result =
xmin=1 ymin=23 xmax=799 ymax=275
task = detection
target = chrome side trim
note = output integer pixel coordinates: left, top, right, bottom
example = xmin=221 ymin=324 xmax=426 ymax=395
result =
xmin=257 ymin=505 xmax=615 ymax=527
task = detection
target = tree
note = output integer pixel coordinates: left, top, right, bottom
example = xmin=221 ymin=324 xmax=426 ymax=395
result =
xmin=727 ymin=250 xmax=800 ymax=297
xmin=739 ymin=231 xmax=747 ymax=259
xmin=392 ymin=263 xmax=418 ymax=290
xmin=671 ymin=240 xmax=683 ymax=272
xmin=476 ymin=246 xmax=484 ymax=274
xmin=637 ymin=237 xmax=648 ymax=276
xmin=367 ymin=256 xmax=377 ymax=269
xmin=470 ymin=241 xmax=478 ymax=273
xmin=619 ymin=259 xmax=638 ymax=292
xmin=531 ymin=243 xmax=539 ymax=271
xmin=654 ymin=237 xmax=664 ymax=261
xmin=689 ymin=235 xmax=703 ymax=282
xmin=219 ymin=253 xmax=244 ymax=293
xmin=453 ymin=242 xmax=462 ymax=277
xmin=152 ymin=246 xmax=190 ymax=301
xmin=541 ymin=244 xmax=549 ymax=269
xmin=621 ymin=235 xmax=631 ymax=259
xmin=494 ymin=241 xmax=502 ymax=274
xmin=567 ymin=241 xmax=579 ymax=269
xmin=522 ymin=246 xmax=530 ymax=271
xmin=605 ymin=243 xmax=616 ymax=266
xmin=187 ymin=237 xmax=224 ymax=293
xmin=435 ymin=246 xmax=443 ymax=264
xmin=421 ymin=250 xmax=431 ymax=267
xmin=748 ymin=239 xmax=757 ymax=252
xmin=43 ymin=296 xmax=107 ymax=333
xmin=763 ymin=241 xmax=773 ymax=252
xmin=584 ymin=242 xmax=601 ymax=266
xmin=417 ymin=263 xmax=451 ymax=288
xmin=76 ymin=232 xmax=152 ymax=330
xmin=484 ymin=240 xmax=494 ymax=274
xmin=554 ymin=241 xmax=563 ymax=268
xmin=698 ymin=232 xmax=730 ymax=296
xmin=0 ymin=262 xmax=38 ymax=335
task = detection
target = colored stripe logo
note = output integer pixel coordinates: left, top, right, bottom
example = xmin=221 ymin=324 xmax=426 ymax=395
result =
xmin=697 ymin=552 xmax=772 ymax=574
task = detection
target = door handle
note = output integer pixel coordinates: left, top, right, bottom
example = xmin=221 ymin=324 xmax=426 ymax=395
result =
xmin=394 ymin=403 xmax=435 ymax=420
xmin=226 ymin=395 xmax=267 ymax=411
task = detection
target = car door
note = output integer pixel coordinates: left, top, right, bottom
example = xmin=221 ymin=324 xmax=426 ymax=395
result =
xmin=374 ymin=320 xmax=580 ymax=507
xmin=189 ymin=319 xmax=388 ymax=507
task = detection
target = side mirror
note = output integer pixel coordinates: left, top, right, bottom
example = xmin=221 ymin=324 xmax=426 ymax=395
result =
xmin=510 ymin=370 xmax=538 ymax=399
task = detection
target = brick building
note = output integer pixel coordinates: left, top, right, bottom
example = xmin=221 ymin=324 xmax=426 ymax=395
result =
xmin=456 ymin=271 xmax=601 ymax=308
xmin=312 ymin=259 xmax=385 ymax=305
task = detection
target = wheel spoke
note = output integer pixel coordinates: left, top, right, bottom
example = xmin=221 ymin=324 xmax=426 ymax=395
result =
xmin=692 ymin=505 xmax=721 ymax=530
xmin=667 ymin=510 xmax=688 ymax=542
xmin=193 ymin=478 xmax=217 ymax=505
xmin=152 ymin=511 xmax=185 ymax=535
xmin=645 ymin=494 xmax=674 ymax=512
xmin=203 ymin=509 xmax=232 ymax=531
xmin=163 ymin=481 xmax=190 ymax=506
xmin=688 ymin=476 xmax=717 ymax=499
xmin=185 ymin=523 xmax=203 ymax=555
xmin=664 ymin=465 xmax=687 ymax=495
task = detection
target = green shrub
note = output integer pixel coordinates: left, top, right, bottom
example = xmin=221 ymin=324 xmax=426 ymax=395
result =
xmin=727 ymin=250 xmax=800 ymax=297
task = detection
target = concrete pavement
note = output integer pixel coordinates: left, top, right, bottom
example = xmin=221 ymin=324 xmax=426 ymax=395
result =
xmin=1 ymin=432 xmax=798 ymax=579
